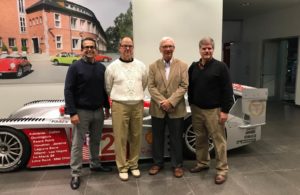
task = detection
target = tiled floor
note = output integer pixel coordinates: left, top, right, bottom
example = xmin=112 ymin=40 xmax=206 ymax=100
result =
xmin=2 ymin=100 xmax=300 ymax=195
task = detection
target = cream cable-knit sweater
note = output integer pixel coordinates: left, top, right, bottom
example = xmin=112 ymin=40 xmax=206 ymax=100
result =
xmin=105 ymin=59 xmax=148 ymax=104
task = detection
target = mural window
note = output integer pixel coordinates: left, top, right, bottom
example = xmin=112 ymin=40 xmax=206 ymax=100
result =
xmin=72 ymin=38 xmax=80 ymax=49
xmin=8 ymin=38 xmax=16 ymax=47
xmin=20 ymin=17 xmax=26 ymax=32
xmin=71 ymin=17 xmax=77 ymax=29
xmin=80 ymin=19 xmax=85 ymax=29
xmin=0 ymin=39 xmax=2 ymax=48
xmin=54 ymin=13 xmax=61 ymax=28
xmin=93 ymin=24 xmax=96 ymax=33
xmin=21 ymin=39 xmax=27 ymax=47
xmin=39 ymin=16 xmax=43 ymax=24
xmin=18 ymin=0 xmax=25 ymax=13
xmin=87 ymin=21 xmax=91 ymax=32
xmin=56 ymin=36 xmax=62 ymax=49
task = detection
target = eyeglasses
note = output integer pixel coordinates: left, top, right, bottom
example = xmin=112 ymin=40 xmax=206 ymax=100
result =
xmin=83 ymin=46 xmax=95 ymax=50
xmin=161 ymin=45 xmax=174 ymax=49
xmin=120 ymin=45 xmax=133 ymax=49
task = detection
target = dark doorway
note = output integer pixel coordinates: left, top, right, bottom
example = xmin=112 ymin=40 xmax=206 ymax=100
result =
xmin=32 ymin=38 xmax=39 ymax=53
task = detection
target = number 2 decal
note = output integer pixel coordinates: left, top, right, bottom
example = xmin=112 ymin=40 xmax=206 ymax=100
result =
xmin=101 ymin=134 xmax=114 ymax=154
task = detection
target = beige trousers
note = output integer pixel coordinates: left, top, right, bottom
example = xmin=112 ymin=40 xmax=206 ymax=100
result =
xmin=191 ymin=105 xmax=228 ymax=176
xmin=111 ymin=101 xmax=143 ymax=173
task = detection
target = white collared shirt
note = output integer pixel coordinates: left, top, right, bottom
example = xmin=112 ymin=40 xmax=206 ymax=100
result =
xmin=164 ymin=59 xmax=172 ymax=80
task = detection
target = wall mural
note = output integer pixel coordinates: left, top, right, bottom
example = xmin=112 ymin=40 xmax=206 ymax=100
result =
xmin=0 ymin=0 xmax=132 ymax=84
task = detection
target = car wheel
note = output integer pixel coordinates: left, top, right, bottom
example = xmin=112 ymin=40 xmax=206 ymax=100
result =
xmin=0 ymin=128 xmax=31 ymax=173
xmin=53 ymin=59 xmax=59 ymax=65
xmin=182 ymin=116 xmax=215 ymax=159
xmin=72 ymin=60 xmax=77 ymax=64
xmin=104 ymin=58 xmax=109 ymax=62
xmin=16 ymin=67 xmax=24 ymax=78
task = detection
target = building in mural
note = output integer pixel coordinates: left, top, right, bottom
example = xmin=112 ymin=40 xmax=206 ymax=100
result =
xmin=0 ymin=0 xmax=107 ymax=55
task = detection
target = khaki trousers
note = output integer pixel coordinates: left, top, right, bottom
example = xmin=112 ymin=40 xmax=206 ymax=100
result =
xmin=111 ymin=101 xmax=143 ymax=173
xmin=191 ymin=105 xmax=228 ymax=176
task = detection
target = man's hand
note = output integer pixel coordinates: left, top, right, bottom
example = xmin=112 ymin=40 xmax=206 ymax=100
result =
xmin=71 ymin=114 xmax=80 ymax=125
xmin=219 ymin=112 xmax=228 ymax=124
xmin=160 ymin=99 xmax=173 ymax=112
xmin=104 ymin=108 xmax=110 ymax=119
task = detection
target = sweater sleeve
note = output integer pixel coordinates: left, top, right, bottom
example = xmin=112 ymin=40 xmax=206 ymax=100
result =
xmin=103 ymin=66 xmax=111 ymax=109
xmin=220 ymin=63 xmax=234 ymax=113
xmin=187 ymin=62 xmax=196 ymax=105
xmin=64 ymin=65 xmax=77 ymax=116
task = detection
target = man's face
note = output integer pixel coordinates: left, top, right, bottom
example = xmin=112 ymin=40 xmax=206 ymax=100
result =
xmin=200 ymin=43 xmax=214 ymax=61
xmin=82 ymin=40 xmax=96 ymax=59
xmin=160 ymin=39 xmax=175 ymax=62
xmin=119 ymin=37 xmax=134 ymax=61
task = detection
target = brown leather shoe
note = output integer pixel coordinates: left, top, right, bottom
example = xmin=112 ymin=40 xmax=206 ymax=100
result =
xmin=189 ymin=165 xmax=209 ymax=173
xmin=215 ymin=174 xmax=226 ymax=184
xmin=149 ymin=165 xmax=161 ymax=175
xmin=174 ymin=167 xmax=184 ymax=178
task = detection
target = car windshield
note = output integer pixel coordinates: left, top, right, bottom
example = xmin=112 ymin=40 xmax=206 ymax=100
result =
xmin=5 ymin=55 xmax=22 ymax=59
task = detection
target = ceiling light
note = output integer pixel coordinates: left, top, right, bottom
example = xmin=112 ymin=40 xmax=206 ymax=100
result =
xmin=240 ymin=2 xmax=251 ymax=7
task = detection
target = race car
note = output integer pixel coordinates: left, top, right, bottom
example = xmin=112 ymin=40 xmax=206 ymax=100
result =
xmin=0 ymin=84 xmax=268 ymax=173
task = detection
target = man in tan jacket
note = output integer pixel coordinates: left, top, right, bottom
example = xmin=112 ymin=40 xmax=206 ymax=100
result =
xmin=148 ymin=37 xmax=188 ymax=178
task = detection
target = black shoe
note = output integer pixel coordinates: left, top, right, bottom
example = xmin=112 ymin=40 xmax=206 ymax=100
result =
xmin=70 ymin=176 xmax=80 ymax=190
xmin=90 ymin=166 xmax=112 ymax=172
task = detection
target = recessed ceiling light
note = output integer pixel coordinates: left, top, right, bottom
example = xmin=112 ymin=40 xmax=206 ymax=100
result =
xmin=240 ymin=2 xmax=251 ymax=7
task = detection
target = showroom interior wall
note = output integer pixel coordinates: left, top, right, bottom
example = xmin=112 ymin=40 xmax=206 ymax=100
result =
xmin=226 ymin=4 xmax=300 ymax=105
xmin=132 ymin=0 xmax=223 ymax=65
xmin=0 ymin=0 xmax=222 ymax=118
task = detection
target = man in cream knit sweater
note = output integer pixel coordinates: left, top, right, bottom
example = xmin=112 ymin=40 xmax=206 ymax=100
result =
xmin=105 ymin=36 xmax=148 ymax=181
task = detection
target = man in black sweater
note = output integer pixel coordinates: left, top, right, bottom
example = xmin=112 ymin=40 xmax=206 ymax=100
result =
xmin=188 ymin=37 xmax=233 ymax=185
xmin=65 ymin=37 xmax=112 ymax=190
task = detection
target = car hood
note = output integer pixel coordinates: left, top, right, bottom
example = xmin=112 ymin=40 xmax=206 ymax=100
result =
xmin=0 ymin=58 xmax=21 ymax=68
xmin=9 ymin=100 xmax=65 ymax=119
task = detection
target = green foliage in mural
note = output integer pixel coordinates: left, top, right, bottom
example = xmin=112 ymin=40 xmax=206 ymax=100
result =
xmin=1 ymin=44 xmax=8 ymax=52
xmin=106 ymin=2 xmax=133 ymax=52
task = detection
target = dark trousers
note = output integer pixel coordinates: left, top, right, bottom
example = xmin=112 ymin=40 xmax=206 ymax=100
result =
xmin=151 ymin=115 xmax=184 ymax=168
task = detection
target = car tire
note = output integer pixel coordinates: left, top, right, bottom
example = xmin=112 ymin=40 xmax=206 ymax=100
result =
xmin=72 ymin=60 xmax=77 ymax=64
xmin=182 ymin=116 xmax=215 ymax=159
xmin=16 ymin=67 xmax=24 ymax=78
xmin=104 ymin=58 xmax=109 ymax=62
xmin=0 ymin=127 xmax=31 ymax=173
xmin=53 ymin=59 xmax=59 ymax=65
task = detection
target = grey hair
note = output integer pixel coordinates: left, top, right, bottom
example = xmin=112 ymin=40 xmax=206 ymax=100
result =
xmin=199 ymin=37 xmax=214 ymax=49
xmin=159 ymin=36 xmax=175 ymax=47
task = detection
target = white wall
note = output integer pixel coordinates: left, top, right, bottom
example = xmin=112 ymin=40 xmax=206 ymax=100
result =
xmin=0 ymin=0 xmax=223 ymax=117
xmin=132 ymin=0 xmax=223 ymax=65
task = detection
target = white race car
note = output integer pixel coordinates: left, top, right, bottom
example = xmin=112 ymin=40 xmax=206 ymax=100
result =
xmin=0 ymin=84 xmax=268 ymax=173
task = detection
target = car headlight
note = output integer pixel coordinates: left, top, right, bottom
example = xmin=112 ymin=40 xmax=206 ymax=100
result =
xmin=10 ymin=63 xmax=16 ymax=69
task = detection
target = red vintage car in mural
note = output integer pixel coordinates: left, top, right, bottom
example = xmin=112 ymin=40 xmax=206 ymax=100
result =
xmin=0 ymin=54 xmax=32 ymax=78
xmin=95 ymin=54 xmax=112 ymax=62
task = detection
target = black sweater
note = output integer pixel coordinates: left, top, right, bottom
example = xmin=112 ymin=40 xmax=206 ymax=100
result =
xmin=188 ymin=58 xmax=233 ymax=113
xmin=64 ymin=59 xmax=110 ymax=116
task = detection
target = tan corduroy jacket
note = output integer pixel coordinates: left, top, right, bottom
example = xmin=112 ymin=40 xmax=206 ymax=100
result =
xmin=148 ymin=58 xmax=188 ymax=118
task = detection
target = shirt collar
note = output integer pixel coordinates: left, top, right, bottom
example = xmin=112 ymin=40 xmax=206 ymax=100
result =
xmin=163 ymin=59 xmax=172 ymax=67
xmin=82 ymin=56 xmax=96 ymax=64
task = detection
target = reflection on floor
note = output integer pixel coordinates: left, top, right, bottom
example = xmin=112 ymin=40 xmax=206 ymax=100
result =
xmin=2 ymin=100 xmax=300 ymax=195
